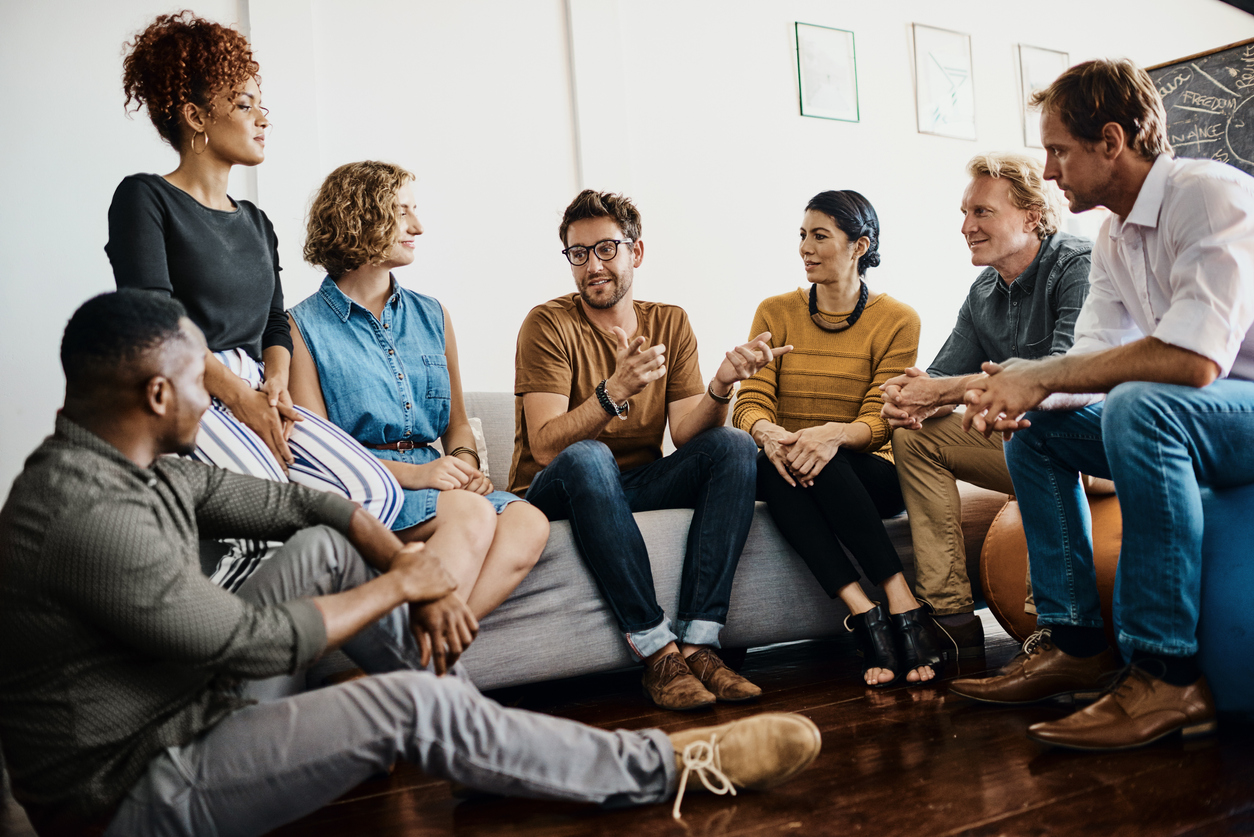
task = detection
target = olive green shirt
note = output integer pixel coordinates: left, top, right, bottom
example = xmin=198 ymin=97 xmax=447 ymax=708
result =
xmin=0 ymin=415 xmax=354 ymax=817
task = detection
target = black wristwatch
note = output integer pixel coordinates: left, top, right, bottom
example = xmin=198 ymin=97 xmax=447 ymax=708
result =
xmin=596 ymin=379 xmax=629 ymax=420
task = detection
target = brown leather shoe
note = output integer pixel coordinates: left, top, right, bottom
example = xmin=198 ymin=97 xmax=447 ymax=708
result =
xmin=685 ymin=647 xmax=762 ymax=702
xmin=1026 ymin=666 xmax=1217 ymax=751
xmin=643 ymin=651 xmax=716 ymax=710
xmin=667 ymin=712 xmax=821 ymax=818
xmin=948 ymin=630 xmax=1118 ymax=704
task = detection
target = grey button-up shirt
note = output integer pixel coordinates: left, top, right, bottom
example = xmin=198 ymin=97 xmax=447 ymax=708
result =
xmin=928 ymin=231 xmax=1093 ymax=377
xmin=0 ymin=415 xmax=356 ymax=817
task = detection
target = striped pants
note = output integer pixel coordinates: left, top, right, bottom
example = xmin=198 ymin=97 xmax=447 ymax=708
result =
xmin=191 ymin=350 xmax=402 ymax=590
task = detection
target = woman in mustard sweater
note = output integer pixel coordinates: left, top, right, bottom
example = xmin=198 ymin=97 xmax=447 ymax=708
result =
xmin=733 ymin=190 xmax=942 ymax=687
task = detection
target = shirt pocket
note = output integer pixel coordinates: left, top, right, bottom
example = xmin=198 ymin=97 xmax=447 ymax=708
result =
xmin=1024 ymin=334 xmax=1055 ymax=359
xmin=422 ymin=354 xmax=451 ymax=400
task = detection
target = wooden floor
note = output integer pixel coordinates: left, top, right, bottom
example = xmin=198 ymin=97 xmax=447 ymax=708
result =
xmin=4 ymin=612 xmax=1253 ymax=836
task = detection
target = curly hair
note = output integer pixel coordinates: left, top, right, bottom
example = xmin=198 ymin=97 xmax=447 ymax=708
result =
xmin=967 ymin=153 xmax=1061 ymax=241
xmin=304 ymin=162 xmax=416 ymax=278
xmin=122 ymin=11 xmax=260 ymax=147
xmin=559 ymin=190 xmax=642 ymax=246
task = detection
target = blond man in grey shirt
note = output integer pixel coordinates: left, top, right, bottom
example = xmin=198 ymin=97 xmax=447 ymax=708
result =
xmin=881 ymin=153 xmax=1093 ymax=652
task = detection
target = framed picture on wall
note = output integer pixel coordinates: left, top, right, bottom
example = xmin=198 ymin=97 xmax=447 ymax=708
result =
xmin=913 ymin=23 xmax=976 ymax=140
xmin=1019 ymin=45 xmax=1070 ymax=148
xmin=795 ymin=22 xmax=859 ymax=122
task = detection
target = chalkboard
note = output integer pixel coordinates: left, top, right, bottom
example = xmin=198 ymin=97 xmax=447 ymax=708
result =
xmin=1148 ymin=38 xmax=1254 ymax=176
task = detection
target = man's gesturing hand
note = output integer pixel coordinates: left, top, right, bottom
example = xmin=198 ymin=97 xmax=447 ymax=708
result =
xmin=604 ymin=326 xmax=666 ymax=403
xmin=713 ymin=332 xmax=793 ymax=390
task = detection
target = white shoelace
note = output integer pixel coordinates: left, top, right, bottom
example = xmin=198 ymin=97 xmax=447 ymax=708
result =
xmin=672 ymin=736 xmax=736 ymax=820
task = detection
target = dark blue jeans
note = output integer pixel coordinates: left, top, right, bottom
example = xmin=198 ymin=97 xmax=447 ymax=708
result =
xmin=1005 ymin=380 xmax=1254 ymax=657
xmin=525 ymin=427 xmax=758 ymax=658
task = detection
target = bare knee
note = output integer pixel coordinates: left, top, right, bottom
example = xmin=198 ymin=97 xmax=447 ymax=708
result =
xmin=497 ymin=502 xmax=549 ymax=572
xmin=436 ymin=490 xmax=498 ymax=554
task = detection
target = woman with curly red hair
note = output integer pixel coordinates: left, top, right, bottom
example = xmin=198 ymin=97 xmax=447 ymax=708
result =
xmin=106 ymin=12 xmax=402 ymax=589
xmin=289 ymin=161 xmax=549 ymax=620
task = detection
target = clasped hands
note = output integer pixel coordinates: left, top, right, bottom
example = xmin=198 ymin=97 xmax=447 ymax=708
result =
xmin=603 ymin=328 xmax=792 ymax=404
xmin=390 ymin=541 xmax=479 ymax=675
xmin=232 ymin=378 xmax=303 ymax=471
xmin=757 ymin=421 xmax=847 ymax=488
xmin=416 ymin=455 xmax=493 ymax=495
xmin=881 ymin=361 xmax=1047 ymax=439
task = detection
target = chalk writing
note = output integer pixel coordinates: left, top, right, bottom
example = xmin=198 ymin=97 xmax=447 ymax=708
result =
xmin=1180 ymin=90 xmax=1237 ymax=111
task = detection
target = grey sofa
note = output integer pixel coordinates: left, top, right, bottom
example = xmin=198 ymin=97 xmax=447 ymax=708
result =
xmin=456 ymin=392 xmax=1008 ymax=691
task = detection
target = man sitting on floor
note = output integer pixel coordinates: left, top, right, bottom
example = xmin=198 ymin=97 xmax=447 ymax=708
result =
xmin=881 ymin=152 xmax=1093 ymax=653
xmin=0 ymin=290 xmax=820 ymax=836
xmin=951 ymin=59 xmax=1254 ymax=750
xmin=509 ymin=189 xmax=790 ymax=710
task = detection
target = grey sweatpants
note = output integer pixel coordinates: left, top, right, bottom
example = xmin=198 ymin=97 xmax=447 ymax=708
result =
xmin=103 ymin=527 xmax=677 ymax=837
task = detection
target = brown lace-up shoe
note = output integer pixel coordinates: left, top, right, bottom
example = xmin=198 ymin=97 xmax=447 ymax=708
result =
xmin=1026 ymin=666 xmax=1217 ymax=751
xmin=667 ymin=712 xmax=821 ymax=819
xmin=685 ymin=647 xmax=762 ymax=702
xmin=643 ymin=651 xmax=716 ymax=710
xmin=948 ymin=629 xmax=1118 ymax=704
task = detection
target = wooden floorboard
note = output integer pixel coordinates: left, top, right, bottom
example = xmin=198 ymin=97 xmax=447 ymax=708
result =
xmin=4 ymin=612 xmax=1252 ymax=836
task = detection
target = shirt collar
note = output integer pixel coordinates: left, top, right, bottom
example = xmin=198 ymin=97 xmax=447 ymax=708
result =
xmin=317 ymin=274 xmax=402 ymax=323
xmin=1114 ymin=153 xmax=1174 ymax=235
xmin=54 ymin=412 xmax=155 ymax=479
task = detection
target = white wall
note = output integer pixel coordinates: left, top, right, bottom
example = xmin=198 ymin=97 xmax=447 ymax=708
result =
xmin=3 ymin=0 xmax=1253 ymax=502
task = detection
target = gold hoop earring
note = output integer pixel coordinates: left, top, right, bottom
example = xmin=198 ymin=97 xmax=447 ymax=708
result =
xmin=191 ymin=131 xmax=208 ymax=155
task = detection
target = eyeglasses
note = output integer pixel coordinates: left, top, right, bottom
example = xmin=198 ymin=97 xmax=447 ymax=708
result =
xmin=561 ymin=238 xmax=634 ymax=266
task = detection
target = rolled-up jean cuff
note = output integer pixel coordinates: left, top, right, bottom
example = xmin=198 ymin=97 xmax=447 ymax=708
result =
xmin=627 ymin=617 xmax=677 ymax=660
xmin=674 ymin=619 xmax=722 ymax=649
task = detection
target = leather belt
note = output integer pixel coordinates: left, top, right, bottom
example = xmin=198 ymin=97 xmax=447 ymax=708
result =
xmin=363 ymin=440 xmax=422 ymax=451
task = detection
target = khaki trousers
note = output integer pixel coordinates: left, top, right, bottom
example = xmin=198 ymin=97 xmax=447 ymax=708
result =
xmin=893 ymin=414 xmax=1016 ymax=616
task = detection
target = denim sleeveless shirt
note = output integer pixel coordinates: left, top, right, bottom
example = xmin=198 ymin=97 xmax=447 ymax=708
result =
xmin=290 ymin=276 xmax=519 ymax=529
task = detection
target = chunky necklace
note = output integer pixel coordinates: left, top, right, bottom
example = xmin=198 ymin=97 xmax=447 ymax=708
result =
xmin=809 ymin=281 xmax=868 ymax=332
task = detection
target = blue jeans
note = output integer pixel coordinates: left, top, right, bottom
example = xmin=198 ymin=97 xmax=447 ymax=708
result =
xmin=1005 ymin=380 xmax=1254 ymax=657
xmin=525 ymin=427 xmax=759 ymax=658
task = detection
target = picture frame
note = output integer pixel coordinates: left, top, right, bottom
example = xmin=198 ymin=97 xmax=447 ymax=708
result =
xmin=1019 ymin=45 xmax=1070 ymax=148
xmin=912 ymin=23 xmax=976 ymax=140
xmin=795 ymin=22 xmax=859 ymax=123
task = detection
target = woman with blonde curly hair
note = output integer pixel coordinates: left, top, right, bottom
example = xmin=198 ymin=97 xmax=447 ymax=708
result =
xmin=289 ymin=162 xmax=548 ymax=619
xmin=106 ymin=13 xmax=402 ymax=590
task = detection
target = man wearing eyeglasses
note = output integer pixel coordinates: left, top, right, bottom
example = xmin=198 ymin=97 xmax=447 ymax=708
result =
xmin=508 ymin=189 xmax=791 ymax=711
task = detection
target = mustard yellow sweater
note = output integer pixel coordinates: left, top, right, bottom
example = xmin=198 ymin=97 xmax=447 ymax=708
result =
xmin=733 ymin=288 xmax=920 ymax=460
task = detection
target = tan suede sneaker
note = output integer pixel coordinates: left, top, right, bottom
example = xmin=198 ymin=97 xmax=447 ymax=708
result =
xmin=1026 ymin=666 xmax=1217 ymax=751
xmin=685 ymin=647 xmax=762 ymax=702
xmin=948 ymin=630 xmax=1118 ymax=705
xmin=667 ymin=712 xmax=822 ymax=819
xmin=643 ymin=651 xmax=716 ymax=710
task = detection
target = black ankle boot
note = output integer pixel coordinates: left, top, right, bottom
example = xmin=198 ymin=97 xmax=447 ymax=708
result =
xmin=892 ymin=607 xmax=945 ymax=683
xmin=846 ymin=604 xmax=900 ymax=688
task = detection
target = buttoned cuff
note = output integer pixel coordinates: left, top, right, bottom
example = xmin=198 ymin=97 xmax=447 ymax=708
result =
xmin=1154 ymin=298 xmax=1243 ymax=377
xmin=280 ymin=599 xmax=328 ymax=670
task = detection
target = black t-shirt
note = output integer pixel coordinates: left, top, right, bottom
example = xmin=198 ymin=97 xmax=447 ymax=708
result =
xmin=106 ymin=173 xmax=292 ymax=360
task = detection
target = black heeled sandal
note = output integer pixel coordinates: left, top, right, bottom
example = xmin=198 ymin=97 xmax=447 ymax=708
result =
xmin=845 ymin=604 xmax=900 ymax=688
xmin=891 ymin=606 xmax=945 ymax=684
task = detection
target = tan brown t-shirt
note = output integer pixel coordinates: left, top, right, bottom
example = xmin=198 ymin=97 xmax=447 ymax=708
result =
xmin=509 ymin=294 xmax=705 ymax=494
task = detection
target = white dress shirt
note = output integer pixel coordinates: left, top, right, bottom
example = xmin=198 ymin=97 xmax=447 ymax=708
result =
xmin=1070 ymin=154 xmax=1254 ymax=381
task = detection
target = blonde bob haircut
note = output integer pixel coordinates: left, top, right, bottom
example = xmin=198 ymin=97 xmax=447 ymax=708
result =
xmin=966 ymin=153 xmax=1061 ymax=241
xmin=305 ymin=161 xmax=415 ymax=278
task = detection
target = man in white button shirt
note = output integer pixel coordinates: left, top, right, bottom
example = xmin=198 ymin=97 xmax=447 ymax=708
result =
xmin=949 ymin=58 xmax=1254 ymax=751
